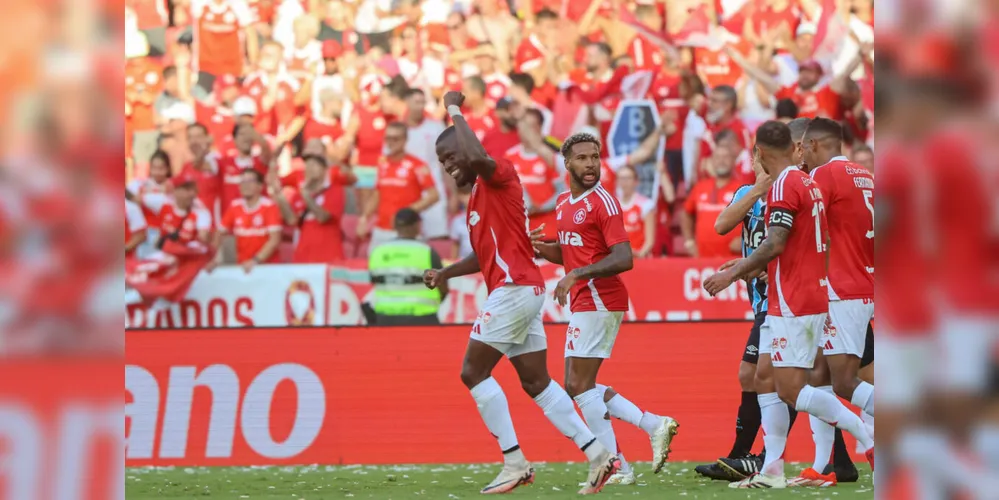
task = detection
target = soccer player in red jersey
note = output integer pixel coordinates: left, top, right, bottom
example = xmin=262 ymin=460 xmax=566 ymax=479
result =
xmin=703 ymin=121 xmax=873 ymax=489
xmin=791 ymin=118 xmax=875 ymax=486
xmin=531 ymin=132 xmax=679 ymax=486
xmin=424 ymin=91 xmax=619 ymax=495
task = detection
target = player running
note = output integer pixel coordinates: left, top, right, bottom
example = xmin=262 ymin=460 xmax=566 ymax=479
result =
xmin=792 ymin=118 xmax=876 ymax=487
xmin=703 ymin=121 xmax=874 ymax=489
xmin=424 ymin=91 xmax=619 ymax=495
xmin=530 ymin=132 xmax=679 ymax=486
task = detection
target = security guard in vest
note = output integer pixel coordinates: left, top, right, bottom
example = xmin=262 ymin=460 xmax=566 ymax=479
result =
xmin=367 ymin=208 xmax=447 ymax=325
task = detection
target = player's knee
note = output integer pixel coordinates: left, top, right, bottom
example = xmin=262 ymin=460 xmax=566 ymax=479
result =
xmin=520 ymin=376 xmax=550 ymax=398
xmin=602 ymin=386 xmax=617 ymax=402
xmin=738 ymin=362 xmax=756 ymax=391
xmin=776 ymin=385 xmax=800 ymax=407
xmin=460 ymin=363 xmax=490 ymax=389
xmin=563 ymin=375 xmax=591 ymax=399
xmin=831 ymin=373 xmax=859 ymax=401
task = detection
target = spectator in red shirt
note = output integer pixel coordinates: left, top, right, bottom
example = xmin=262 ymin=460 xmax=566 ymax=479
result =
xmin=271 ymin=154 xmax=347 ymax=264
xmin=480 ymin=97 xmax=522 ymax=160
xmin=697 ymin=85 xmax=751 ymax=177
xmin=211 ymin=169 xmax=283 ymax=273
xmin=681 ymin=137 xmax=742 ymax=258
xmin=218 ymin=123 xmax=273 ymax=211
xmin=180 ymin=123 xmax=222 ymax=218
xmin=459 ymin=76 xmax=498 ymax=141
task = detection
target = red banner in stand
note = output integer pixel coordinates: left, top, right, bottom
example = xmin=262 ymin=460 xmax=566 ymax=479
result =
xmin=329 ymin=258 xmax=753 ymax=325
xmin=126 ymin=324 xmax=864 ymax=466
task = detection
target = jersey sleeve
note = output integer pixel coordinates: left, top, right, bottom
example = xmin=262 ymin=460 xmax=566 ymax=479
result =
xmin=684 ymin=183 xmax=701 ymax=215
xmin=194 ymin=207 xmax=213 ymax=231
xmin=125 ymin=200 xmax=148 ymax=231
xmin=413 ymin=162 xmax=436 ymax=190
xmin=264 ymin=203 xmax=283 ymax=232
xmin=219 ymin=204 xmax=236 ymax=232
xmin=598 ymin=194 xmax=631 ymax=247
xmin=768 ymin=173 xmax=802 ymax=230
xmin=729 ymin=184 xmax=754 ymax=217
xmin=484 ymin=157 xmax=519 ymax=188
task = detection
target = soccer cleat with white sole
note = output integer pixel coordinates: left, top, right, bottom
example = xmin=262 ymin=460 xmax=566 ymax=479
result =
xmin=605 ymin=470 xmax=636 ymax=485
xmin=787 ymin=467 xmax=837 ymax=487
xmin=650 ymin=416 xmax=680 ymax=474
xmin=729 ymin=473 xmax=788 ymax=489
xmin=480 ymin=463 xmax=534 ymax=494
xmin=578 ymin=451 xmax=621 ymax=494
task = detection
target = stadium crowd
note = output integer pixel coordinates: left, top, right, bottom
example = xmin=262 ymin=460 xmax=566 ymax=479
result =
xmin=124 ymin=0 xmax=874 ymax=267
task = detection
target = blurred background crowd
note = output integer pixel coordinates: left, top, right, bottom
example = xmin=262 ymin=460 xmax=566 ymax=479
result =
xmin=123 ymin=0 xmax=876 ymax=267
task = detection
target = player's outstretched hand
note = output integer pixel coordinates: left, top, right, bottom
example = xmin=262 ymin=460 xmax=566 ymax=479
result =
xmin=703 ymin=269 xmax=736 ymax=297
xmin=554 ymin=272 xmax=578 ymax=307
xmin=529 ymin=224 xmax=545 ymax=243
xmin=718 ymin=257 xmax=741 ymax=272
xmin=443 ymin=91 xmax=465 ymax=109
xmin=423 ymin=269 xmax=444 ymax=289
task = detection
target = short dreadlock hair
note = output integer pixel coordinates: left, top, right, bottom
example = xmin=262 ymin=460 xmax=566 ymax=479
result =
xmin=560 ymin=132 xmax=602 ymax=158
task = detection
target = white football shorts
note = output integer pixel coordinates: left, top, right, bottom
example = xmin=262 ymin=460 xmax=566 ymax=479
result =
xmin=564 ymin=311 xmax=625 ymax=359
xmin=470 ymin=284 xmax=547 ymax=358
xmin=767 ymin=313 xmax=827 ymax=369
xmin=823 ymin=298 xmax=875 ymax=357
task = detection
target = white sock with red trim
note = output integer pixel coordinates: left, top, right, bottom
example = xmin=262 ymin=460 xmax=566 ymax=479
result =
xmin=809 ymin=386 xmax=836 ymax=472
xmin=795 ymin=384 xmax=874 ymax=451
xmin=758 ymin=392 xmax=789 ymax=478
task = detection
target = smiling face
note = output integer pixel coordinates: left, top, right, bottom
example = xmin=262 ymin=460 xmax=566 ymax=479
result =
xmin=436 ymin=133 xmax=475 ymax=187
xmin=564 ymin=141 xmax=602 ymax=191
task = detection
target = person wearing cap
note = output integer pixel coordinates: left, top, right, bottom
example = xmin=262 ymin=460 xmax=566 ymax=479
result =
xmin=723 ymin=38 xmax=871 ymax=119
xmin=480 ymin=96 xmax=522 ymax=160
xmin=366 ymin=208 xmax=447 ymax=326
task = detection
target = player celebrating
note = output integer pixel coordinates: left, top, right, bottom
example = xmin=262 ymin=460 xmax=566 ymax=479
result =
xmin=793 ymin=118 xmax=875 ymax=485
xmin=530 ymin=132 xmax=679 ymax=486
xmin=424 ymin=91 xmax=620 ymax=495
xmin=703 ymin=121 xmax=873 ymax=489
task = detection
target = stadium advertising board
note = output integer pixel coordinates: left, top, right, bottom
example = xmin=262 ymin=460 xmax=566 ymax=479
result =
xmin=126 ymin=259 xmax=752 ymax=328
xmin=0 ymin=360 xmax=122 ymax=498
xmin=125 ymin=324 xmax=854 ymax=467
xmin=126 ymin=264 xmax=329 ymax=328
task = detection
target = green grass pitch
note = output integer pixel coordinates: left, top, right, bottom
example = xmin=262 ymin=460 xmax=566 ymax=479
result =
xmin=126 ymin=462 xmax=873 ymax=499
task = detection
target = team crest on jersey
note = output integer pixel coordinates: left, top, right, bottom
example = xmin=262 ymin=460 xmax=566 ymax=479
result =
xmin=373 ymin=117 xmax=386 ymax=129
xmin=824 ymin=317 xmax=837 ymax=337
xmin=253 ymin=214 xmax=263 ymax=226
xmin=573 ymin=208 xmax=587 ymax=224
xmin=477 ymin=311 xmax=492 ymax=324
xmin=396 ymin=167 xmax=408 ymax=177
xmin=779 ymin=337 xmax=788 ymax=349
xmin=468 ymin=211 xmax=481 ymax=227
xmin=223 ymin=11 xmax=235 ymax=23
xmin=533 ymin=163 xmax=546 ymax=174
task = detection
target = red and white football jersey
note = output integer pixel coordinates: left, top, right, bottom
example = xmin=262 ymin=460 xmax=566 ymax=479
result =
xmin=619 ymin=193 xmax=655 ymax=252
xmin=159 ymin=201 xmax=213 ymax=244
xmin=217 ymin=153 xmax=269 ymax=213
xmin=483 ymin=72 xmax=511 ymax=108
xmin=467 ymin=159 xmax=546 ymax=294
xmin=809 ymin=156 xmax=874 ymax=300
xmin=192 ymin=0 xmax=253 ymax=77
xmin=463 ymin=109 xmax=498 ymax=142
xmin=554 ymin=186 xmax=631 ymax=312
xmin=766 ymin=167 xmax=829 ymax=317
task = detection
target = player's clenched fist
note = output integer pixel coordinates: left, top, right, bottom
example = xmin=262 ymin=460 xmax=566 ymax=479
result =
xmin=442 ymin=90 xmax=465 ymax=108
xmin=423 ymin=269 xmax=444 ymax=289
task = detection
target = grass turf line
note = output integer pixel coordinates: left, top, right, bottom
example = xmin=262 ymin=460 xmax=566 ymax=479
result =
xmin=126 ymin=462 xmax=873 ymax=499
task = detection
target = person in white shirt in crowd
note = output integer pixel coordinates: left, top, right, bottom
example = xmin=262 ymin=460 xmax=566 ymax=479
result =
xmin=125 ymin=196 xmax=149 ymax=259
xmin=402 ymin=88 xmax=450 ymax=240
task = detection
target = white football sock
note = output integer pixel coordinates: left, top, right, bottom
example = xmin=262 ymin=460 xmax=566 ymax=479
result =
xmin=758 ymin=392 xmax=789 ymax=478
xmin=533 ymin=380 xmax=603 ymax=462
xmin=795 ymin=385 xmax=873 ymax=451
xmin=470 ymin=377 xmax=523 ymax=463
xmin=600 ymin=385 xmax=661 ymax=436
xmin=861 ymin=411 xmax=874 ymax=439
xmin=808 ymin=386 xmax=836 ymax=472
xmin=575 ymin=388 xmax=618 ymax=455
xmin=851 ymin=381 xmax=874 ymax=416
xmin=618 ymin=452 xmax=633 ymax=473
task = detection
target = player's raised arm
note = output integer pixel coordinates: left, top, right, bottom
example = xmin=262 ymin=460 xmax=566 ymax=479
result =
xmin=442 ymin=91 xmax=497 ymax=180
xmin=715 ymin=169 xmax=772 ymax=235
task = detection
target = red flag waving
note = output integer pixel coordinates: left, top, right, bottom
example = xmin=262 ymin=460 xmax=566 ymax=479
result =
xmin=126 ymin=239 xmax=215 ymax=305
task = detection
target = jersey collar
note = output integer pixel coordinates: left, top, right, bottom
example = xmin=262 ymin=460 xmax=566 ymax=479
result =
xmin=568 ymin=184 xmax=599 ymax=205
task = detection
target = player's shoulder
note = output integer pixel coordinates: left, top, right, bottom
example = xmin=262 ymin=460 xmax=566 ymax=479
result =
xmin=593 ymin=185 xmax=622 ymax=215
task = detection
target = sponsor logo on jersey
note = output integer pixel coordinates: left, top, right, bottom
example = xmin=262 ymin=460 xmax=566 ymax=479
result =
xmin=558 ymin=231 xmax=583 ymax=247
xmin=573 ymin=209 xmax=587 ymax=224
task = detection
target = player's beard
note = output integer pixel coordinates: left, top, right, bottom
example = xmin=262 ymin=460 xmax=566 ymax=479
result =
xmin=570 ymin=168 xmax=599 ymax=190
